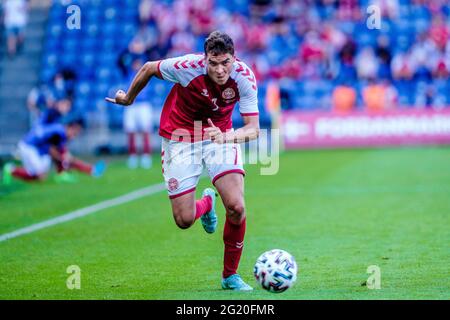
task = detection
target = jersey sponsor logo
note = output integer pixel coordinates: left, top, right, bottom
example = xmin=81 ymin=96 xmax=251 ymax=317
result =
xmin=222 ymin=88 xmax=236 ymax=100
xmin=168 ymin=178 xmax=179 ymax=191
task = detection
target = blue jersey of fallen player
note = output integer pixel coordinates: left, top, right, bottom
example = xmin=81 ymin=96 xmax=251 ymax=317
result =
xmin=37 ymin=108 xmax=63 ymax=125
xmin=23 ymin=123 xmax=67 ymax=155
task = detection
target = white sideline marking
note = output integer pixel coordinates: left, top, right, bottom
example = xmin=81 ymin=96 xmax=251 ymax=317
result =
xmin=0 ymin=183 xmax=167 ymax=243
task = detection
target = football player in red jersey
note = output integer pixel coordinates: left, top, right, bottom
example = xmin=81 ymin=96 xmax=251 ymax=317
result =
xmin=106 ymin=31 xmax=259 ymax=291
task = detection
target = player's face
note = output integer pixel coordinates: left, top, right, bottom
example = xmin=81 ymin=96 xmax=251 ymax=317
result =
xmin=57 ymin=99 xmax=71 ymax=115
xmin=66 ymin=125 xmax=81 ymax=139
xmin=206 ymin=53 xmax=235 ymax=85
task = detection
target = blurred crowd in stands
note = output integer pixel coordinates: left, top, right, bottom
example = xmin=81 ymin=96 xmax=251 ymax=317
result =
xmin=123 ymin=0 xmax=450 ymax=112
xmin=10 ymin=0 xmax=450 ymax=131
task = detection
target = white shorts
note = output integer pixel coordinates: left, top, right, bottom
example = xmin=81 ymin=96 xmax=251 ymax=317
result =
xmin=18 ymin=141 xmax=51 ymax=176
xmin=123 ymin=103 xmax=152 ymax=133
xmin=161 ymin=138 xmax=245 ymax=198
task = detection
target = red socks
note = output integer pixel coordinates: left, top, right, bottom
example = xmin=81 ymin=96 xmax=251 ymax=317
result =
xmin=143 ymin=132 xmax=151 ymax=155
xmin=192 ymin=193 xmax=247 ymax=279
xmin=222 ymin=217 xmax=246 ymax=278
xmin=128 ymin=133 xmax=136 ymax=155
xmin=53 ymin=158 xmax=92 ymax=175
xmin=69 ymin=159 xmax=92 ymax=175
xmin=128 ymin=132 xmax=152 ymax=156
xmin=195 ymin=195 xmax=212 ymax=220
xmin=12 ymin=167 xmax=38 ymax=181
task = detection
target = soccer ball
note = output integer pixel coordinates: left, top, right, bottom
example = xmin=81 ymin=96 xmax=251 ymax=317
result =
xmin=253 ymin=249 xmax=298 ymax=293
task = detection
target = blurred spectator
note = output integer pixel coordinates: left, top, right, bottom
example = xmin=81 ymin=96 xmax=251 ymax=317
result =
xmin=59 ymin=69 xmax=77 ymax=99
xmin=134 ymin=23 xmax=158 ymax=51
xmin=391 ymin=50 xmax=414 ymax=80
xmin=300 ymin=31 xmax=326 ymax=64
xmin=246 ymin=21 xmax=271 ymax=53
xmin=51 ymin=71 xmax=73 ymax=101
xmin=300 ymin=31 xmax=327 ymax=78
xmin=265 ymin=81 xmax=281 ymax=113
xmin=339 ymin=37 xmax=357 ymax=65
xmin=432 ymin=54 xmax=450 ymax=79
xmin=27 ymin=83 xmax=55 ymax=126
xmin=414 ymin=81 xmax=435 ymax=108
xmin=279 ymin=58 xmax=302 ymax=80
xmin=335 ymin=60 xmax=357 ymax=83
xmin=372 ymin=0 xmax=400 ymax=20
xmin=250 ymin=0 xmax=273 ymax=20
xmin=332 ymin=84 xmax=357 ymax=113
xmin=363 ymin=80 xmax=398 ymax=111
xmin=189 ymin=0 xmax=215 ymax=36
xmin=123 ymin=58 xmax=154 ymax=169
xmin=321 ymin=22 xmax=347 ymax=53
xmin=355 ymin=47 xmax=379 ymax=80
xmin=3 ymin=0 xmax=28 ymax=58
xmin=337 ymin=0 xmax=360 ymax=21
xmin=409 ymin=33 xmax=436 ymax=82
xmin=429 ymin=14 xmax=449 ymax=51
xmin=169 ymin=29 xmax=196 ymax=56
xmin=117 ymin=38 xmax=148 ymax=78
xmin=375 ymin=35 xmax=392 ymax=80
xmin=139 ymin=0 xmax=153 ymax=25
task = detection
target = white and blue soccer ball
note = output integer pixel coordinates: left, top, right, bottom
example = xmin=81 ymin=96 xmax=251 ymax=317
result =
xmin=253 ymin=249 xmax=298 ymax=293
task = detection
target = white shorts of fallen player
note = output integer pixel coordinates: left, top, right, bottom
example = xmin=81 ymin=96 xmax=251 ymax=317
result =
xmin=18 ymin=141 xmax=51 ymax=176
xmin=161 ymin=138 xmax=245 ymax=199
xmin=123 ymin=102 xmax=152 ymax=133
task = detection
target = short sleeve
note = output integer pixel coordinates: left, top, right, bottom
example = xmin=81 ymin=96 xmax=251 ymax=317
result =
xmin=157 ymin=54 xmax=205 ymax=86
xmin=157 ymin=57 xmax=181 ymax=83
xmin=236 ymin=64 xmax=259 ymax=116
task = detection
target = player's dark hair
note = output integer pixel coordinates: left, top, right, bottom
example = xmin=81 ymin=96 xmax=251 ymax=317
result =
xmin=204 ymin=31 xmax=234 ymax=56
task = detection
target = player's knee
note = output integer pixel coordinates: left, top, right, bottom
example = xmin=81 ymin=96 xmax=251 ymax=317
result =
xmin=227 ymin=202 xmax=245 ymax=215
xmin=226 ymin=202 xmax=245 ymax=223
xmin=173 ymin=212 xmax=195 ymax=229
xmin=175 ymin=219 xmax=194 ymax=229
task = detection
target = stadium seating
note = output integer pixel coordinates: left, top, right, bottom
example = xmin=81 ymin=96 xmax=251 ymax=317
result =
xmin=40 ymin=0 xmax=450 ymax=130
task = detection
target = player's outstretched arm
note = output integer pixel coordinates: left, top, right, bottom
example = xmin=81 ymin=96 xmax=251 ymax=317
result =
xmin=105 ymin=61 xmax=160 ymax=106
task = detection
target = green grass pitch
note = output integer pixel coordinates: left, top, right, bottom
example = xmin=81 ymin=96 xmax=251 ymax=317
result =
xmin=0 ymin=146 xmax=449 ymax=299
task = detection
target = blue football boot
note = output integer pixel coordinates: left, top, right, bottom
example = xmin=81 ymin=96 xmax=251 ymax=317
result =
xmin=221 ymin=274 xmax=253 ymax=291
xmin=92 ymin=160 xmax=106 ymax=178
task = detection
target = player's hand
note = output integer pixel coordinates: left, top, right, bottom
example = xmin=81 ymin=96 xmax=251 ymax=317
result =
xmin=105 ymin=90 xmax=131 ymax=106
xmin=205 ymin=118 xmax=225 ymax=144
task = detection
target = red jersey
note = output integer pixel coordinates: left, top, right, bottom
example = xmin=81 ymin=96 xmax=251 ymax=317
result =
xmin=156 ymin=54 xmax=259 ymax=141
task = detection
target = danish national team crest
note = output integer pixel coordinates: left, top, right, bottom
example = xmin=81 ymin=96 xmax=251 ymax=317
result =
xmin=222 ymin=88 xmax=236 ymax=100
xmin=168 ymin=178 xmax=179 ymax=191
